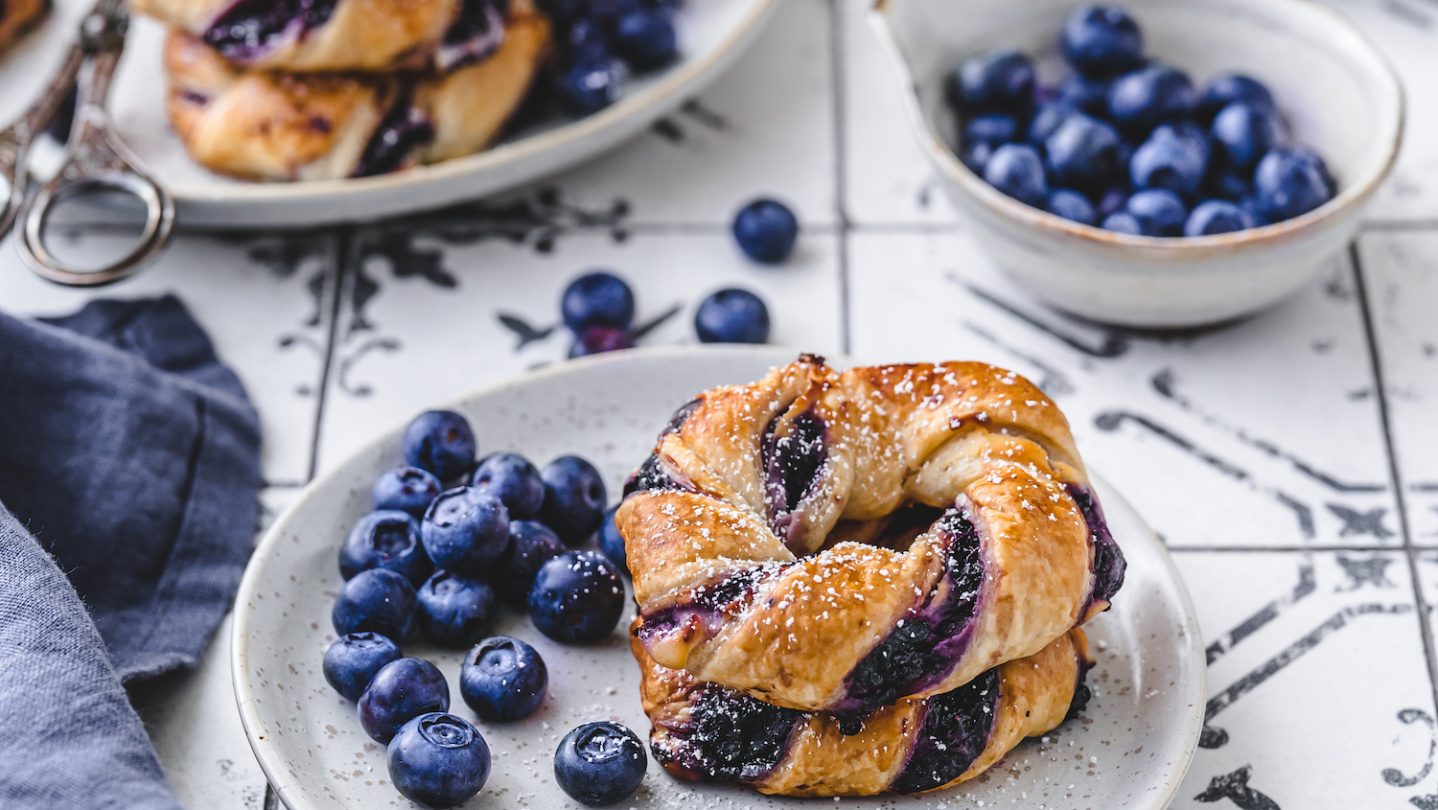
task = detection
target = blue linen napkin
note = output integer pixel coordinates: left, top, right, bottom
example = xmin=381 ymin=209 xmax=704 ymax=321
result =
xmin=0 ymin=295 xmax=263 ymax=806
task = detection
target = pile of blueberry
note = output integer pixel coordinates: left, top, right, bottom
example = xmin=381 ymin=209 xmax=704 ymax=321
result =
xmin=949 ymin=4 xmax=1336 ymax=237
xmin=544 ymin=0 xmax=686 ymax=116
xmin=323 ymin=409 xmax=646 ymax=807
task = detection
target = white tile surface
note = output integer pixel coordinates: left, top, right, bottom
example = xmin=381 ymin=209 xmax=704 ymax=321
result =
xmin=1359 ymin=231 xmax=1438 ymax=544
xmin=1173 ymin=550 xmax=1438 ymax=809
xmin=847 ymin=229 xmax=1400 ymax=548
xmin=314 ymin=227 xmax=843 ymax=470
xmin=0 ymin=231 xmax=336 ymax=486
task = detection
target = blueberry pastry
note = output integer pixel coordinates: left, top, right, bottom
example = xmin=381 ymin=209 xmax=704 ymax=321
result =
xmin=161 ymin=0 xmax=548 ymax=180
xmin=134 ymin=0 xmax=515 ymax=73
xmin=618 ymin=356 xmax=1125 ymax=717
xmin=0 ymin=0 xmax=49 ymax=53
xmin=635 ymin=624 xmax=1094 ymax=796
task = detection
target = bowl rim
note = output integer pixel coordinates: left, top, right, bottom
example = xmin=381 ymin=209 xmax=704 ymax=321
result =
xmin=868 ymin=0 xmax=1407 ymax=257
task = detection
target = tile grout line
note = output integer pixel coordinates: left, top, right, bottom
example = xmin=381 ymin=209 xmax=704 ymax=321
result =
xmin=1349 ymin=240 xmax=1438 ymax=710
xmin=827 ymin=0 xmax=854 ymax=356
xmin=304 ymin=228 xmax=351 ymax=484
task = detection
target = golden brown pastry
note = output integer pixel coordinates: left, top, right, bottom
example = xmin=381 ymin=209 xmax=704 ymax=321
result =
xmin=132 ymin=0 xmax=499 ymax=73
xmin=162 ymin=0 xmax=548 ymax=180
xmin=0 ymin=0 xmax=49 ymax=54
xmin=636 ymin=625 xmax=1093 ymax=797
xmin=619 ymin=356 xmax=1125 ymax=718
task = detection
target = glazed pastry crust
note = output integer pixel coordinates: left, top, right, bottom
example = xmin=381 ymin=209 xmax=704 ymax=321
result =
xmin=0 ymin=0 xmax=49 ymax=54
xmin=162 ymin=0 xmax=548 ymax=180
xmin=133 ymin=0 xmax=459 ymax=72
xmin=636 ymin=626 xmax=1090 ymax=797
xmin=620 ymin=357 xmax=1111 ymax=713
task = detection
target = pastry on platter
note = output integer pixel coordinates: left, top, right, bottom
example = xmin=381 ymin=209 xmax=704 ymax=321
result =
xmin=0 ymin=0 xmax=49 ymax=53
xmin=162 ymin=0 xmax=548 ymax=180
xmin=134 ymin=0 xmax=517 ymax=73
xmin=619 ymin=356 xmax=1125 ymax=718
xmin=635 ymin=625 xmax=1093 ymax=797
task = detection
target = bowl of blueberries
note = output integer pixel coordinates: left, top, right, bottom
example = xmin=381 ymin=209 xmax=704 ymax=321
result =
xmin=871 ymin=0 xmax=1404 ymax=327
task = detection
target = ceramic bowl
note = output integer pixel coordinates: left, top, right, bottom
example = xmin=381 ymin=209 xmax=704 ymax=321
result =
xmin=870 ymin=0 xmax=1404 ymax=328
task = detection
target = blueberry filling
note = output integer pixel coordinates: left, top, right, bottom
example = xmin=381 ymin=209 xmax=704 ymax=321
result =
xmin=838 ymin=506 xmax=986 ymax=720
xmin=660 ymin=686 xmax=801 ymax=782
xmin=1065 ymin=655 xmax=1095 ymax=722
xmin=661 ymin=398 xmax=701 ymax=436
xmin=354 ymin=96 xmax=435 ymax=177
xmin=1066 ymin=484 xmax=1126 ymax=610
xmin=201 ymin=0 xmax=339 ymax=61
xmin=622 ymin=453 xmax=692 ymax=497
xmin=636 ymin=566 xmax=774 ymax=646
xmin=435 ymin=0 xmax=508 ymax=72
xmin=760 ymin=408 xmax=827 ymax=544
xmin=892 ymin=670 xmax=1000 ymax=793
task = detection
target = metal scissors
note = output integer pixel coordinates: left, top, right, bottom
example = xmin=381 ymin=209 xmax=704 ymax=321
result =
xmin=0 ymin=0 xmax=174 ymax=286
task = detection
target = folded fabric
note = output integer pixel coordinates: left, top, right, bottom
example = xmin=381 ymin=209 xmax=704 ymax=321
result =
xmin=0 ymin=295 xmax=263 ymax=807
xmin=0 ymin=295 xmax=262 ymax=680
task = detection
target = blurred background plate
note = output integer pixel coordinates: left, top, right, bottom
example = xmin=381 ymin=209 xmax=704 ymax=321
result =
xmin=233 ymin=347 xmax=1206 ymax=810
xmin=0 ymin=0 xmax=777 ymax=229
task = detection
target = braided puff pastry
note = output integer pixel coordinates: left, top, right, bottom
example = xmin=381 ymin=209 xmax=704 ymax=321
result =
xmin=0 ymin=0 xmax=49 ymax=53
xmin=163 ymin=0 xmax=548 ymax=180
xmin=134 ymin=0 xmax=512 ymax=72
xmin=636 ymin=625 xmax=1093 ymax=797
xmin=619 ymin=356 xmax=1125 ymax=718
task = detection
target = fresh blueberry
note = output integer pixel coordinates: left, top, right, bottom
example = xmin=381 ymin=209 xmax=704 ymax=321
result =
xmin=1107 ymin=65 xmax=1195 ymax=132
xmin=333 ymin=568 xmax=418 ymax=639
xmin=339 ymin=510 xmax=432 ymax=585
xmin=562 ymin=16 xmax=610 ymax=63
xmin=1043 ymin=114 xmax=1122 ymax=194
xmin=1208 ymin=167 xmax=1253 ymax=201
xmin=1026 ymin=102 xmax=1072 ymax=145
xmin=323 ymin=632 xmax=402 ymax=702
xmin=1057 ymin=74 xmax=1110 ymax=114
xmin=963 ymin=113 xmax=1020 ymax=145
xmin=1047 ymin=189 xmax=1096 ymax=225
xmin=529 ymin=551 xmax=625 ymax=644
xmin=1197 ymin=73 xmax=1275 ymax=120
xmin=417 ymin=571 xmax=498 ymax=648
xmin=471 ymin=452 xmax=545 ymax=519
xmin=693 ymin=288 xmax=770 ymax=345
xmin=613 ymin=9 xmax=677 ymax=71
xmin=403 ymin=411 xmax=477 ymax=481
xmin=562 ymin=271 xmax=636 ymax=333
xmin=1101 ymin=211 xmax=1144 ymax=234
xmin=1185 ymin=200 xmax=1256 ymax=236
xmin=597 ymin=504 xmax=627 ymax=571
xmin=373 ymin=466 xmax=443 ymax=518
xmin=539 ymin=456 xmax=608 ymax=544
xmin=1130 ymin=124 xmax=1209 ymax=197
xmin=495 ymin=520 xmax=567 ymax=606
xmin=388 ymin=713 xmax=490 ymax=808
xmin=460 ymin=636 xmax=549 ymax=722
xmin=947 ymin=49 xmax=1035 ymax=113
xmin=731 ymin=198 xmax=799 ymax=264
xmin=1061 ymin=4 xmax=1144 ymax=77
xmin=1097 ymin=187 xmax=1129 ymax=218
xmin=358 ymin=657 xmax=450 ymax=743
xmin=1124 ymin=188 xmax=1188 ymax=236
xmin=960 ymin=139 xmax=996 ymax=174
xmin=559 ymin=58 xmax=622 ymax=116
xmin=589 ymin=0 xmax=643 ymax=24
xmin=569 ymin=326 xmax=636 ymax=358
xmin=554 ymin=721 xmax=647 ymax=806
xmin=982 ymin=143 xmax=1047 ymax=208
xmin=421 ymin=487 xmax=512 ymax=574
xmin=1254 ymin=146 xmax=1335 ymax=222
xmin=1211 ymin=102 xmax=1280 ymax=171
xmin=537 ymin=0 xmax=584 ymax=25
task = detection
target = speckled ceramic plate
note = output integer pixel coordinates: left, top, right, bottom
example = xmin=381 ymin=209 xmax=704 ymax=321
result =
xmin=233 ymin=346 xmax=1205 ymax=809
xmin=0 ymin=0 xmax=776 ymax=228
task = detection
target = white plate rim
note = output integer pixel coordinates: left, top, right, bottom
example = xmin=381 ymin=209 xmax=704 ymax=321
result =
xmin=147 ymin=0 xmax=780 ymax=219
xmin=230 ymin=345 xmax=1207 ymax=809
